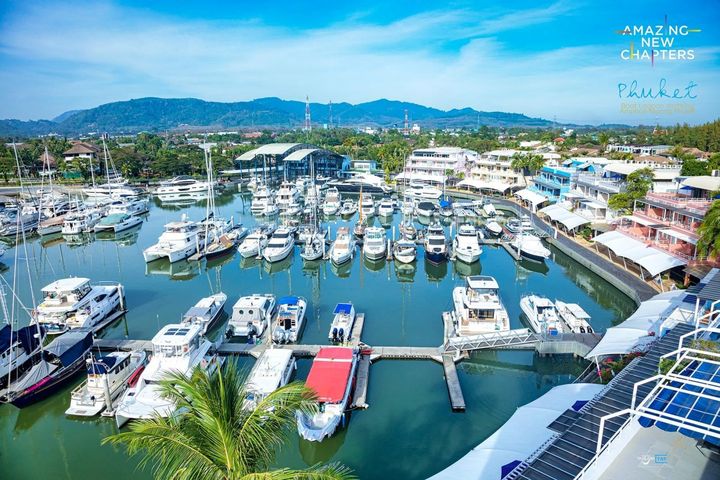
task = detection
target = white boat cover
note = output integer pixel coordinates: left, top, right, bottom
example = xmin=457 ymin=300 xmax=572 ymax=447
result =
xmin=592 ymin=231 xmax=686 ymax=276
xmin=538 ymin=204 xmax=590 ymax=231
xmin=429 ymin=383 xmax=604 ymax=480
xmin=585 ymin=290 xmax=694 ymax=359
xmin=514 ymin=188 xmax=547 ymax=206
xmin=456 ymin=179 xmax=514 ymax=193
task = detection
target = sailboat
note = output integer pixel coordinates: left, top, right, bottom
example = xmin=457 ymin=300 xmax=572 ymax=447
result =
xmin=83 ymin=137 xmax=142 ymax=198
xmin=198 ymin=141 xmax=233 ymax=258
xmin=353 ymin=186 xmax=367 ymax=239
xmin=301 ymin=158 xmax=325 ymax=261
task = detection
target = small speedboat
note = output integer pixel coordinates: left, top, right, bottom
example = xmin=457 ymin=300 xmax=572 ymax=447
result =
xmin=482 ymin=200 xmax=497 ymax=217
xmin=393 ymin=239 xmax=417 ymax=264
xmin=506 ymin=215 xmax=534 ymax=234
xmin=271 ymin=296 xmax=307 ymax=344
xmin=94 ymin=213 xmax=143 ymax=233
xmin=415 ymin=201 xmax=436 ymax=218
xmin=353 ymin=221 xmax=366 ymax=239
xmin=453 ymin=224 xmax=482 ymax=264
xmin=362 ymin=226 xmax=387 ymax=261
xmin=238 ymin=228 xmax=270 ymax=258
xmin=328 ymin=302 xmax=356 ymax=343
xmin=65 ymin=350 xmax=147 ymax=417
xmin=514 ymin=234 xmax=551 ymax=261
xmin=243 ymin=349 xmax=295 ymax=411
xmin=339 ymin=200 xmax=357 ymax=216
xmin=485 ymin=221 xmax=503 ymax=237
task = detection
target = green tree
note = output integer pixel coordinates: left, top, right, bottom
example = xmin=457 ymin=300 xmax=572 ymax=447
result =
xmin=608 ymin=167 xmax=654 ymax=213
xmin=697 ymin=201 xmax=720 ymax=259
xmin=104 ymin=360 xmax=353 ymax=480
xmin=680 ymin=158 xmax=709 ymax=176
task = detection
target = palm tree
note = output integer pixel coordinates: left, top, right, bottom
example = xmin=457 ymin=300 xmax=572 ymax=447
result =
xmin=104 ymin=360 xmax=354 ymax=480
xmin=698 ymin=200 xmax=720 ymax=259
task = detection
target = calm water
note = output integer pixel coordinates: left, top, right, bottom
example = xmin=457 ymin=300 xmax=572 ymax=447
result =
xmin=0 ymin=191 xmax=637 ymax=479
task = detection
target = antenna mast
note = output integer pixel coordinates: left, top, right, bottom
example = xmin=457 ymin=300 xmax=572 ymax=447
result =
xmin=403 ymin=109 xmax=409 ymax=136
xmin=304 ymin=96 xmax=312 ymax=132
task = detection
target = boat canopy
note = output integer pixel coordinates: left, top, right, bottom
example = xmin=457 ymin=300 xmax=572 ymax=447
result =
xmin=98 ymin=213 xmax=127 ymax=225
xmin=429 ymin=383 xmax=604 ymax=480
xmin=538 ymin=204 xmax=590 ymax=232
xmin=87 ymin=354 xmax=125 ymax=375
xmin=333 ymin=303 xmax=353 ymax=315
xmin=41 ymin=277 xmax=90 ymax=293
xmin=466 ymin=276 xmax=499 ymax=290
xmin=592 ymin=231 xmax=686 ymax=277
xmin=278 ymin=296 xmax=299 ymax=306
xmin=306 ymin=347 xmax=354 ymax=403
xmin=0 ymin=324 xmax=44 ymax=354
xmin=44 ymin=328 xmax=93 ymax=365
xmin=439 ymin=199 xmax=452 ymax=208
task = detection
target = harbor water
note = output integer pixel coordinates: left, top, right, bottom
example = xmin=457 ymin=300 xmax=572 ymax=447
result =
xmin=0 ymin=191 xmax=637 ymax=479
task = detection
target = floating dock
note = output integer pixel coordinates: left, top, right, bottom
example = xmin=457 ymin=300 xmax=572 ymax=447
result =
xmin=442 ymin=354 xmax=466 ymax=411
xmin=351 ymin=354 xmax=371 ymax=409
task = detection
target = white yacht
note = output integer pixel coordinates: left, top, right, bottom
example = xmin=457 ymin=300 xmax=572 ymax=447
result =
xmin=506 ymin=215 xmax=534 ymax=234
xmin=271 ymin=296 xmax=307 ymax=344
xmin=94 ymin=213 xmax=143 ymax=233
xmin=453 ymin=224 xmax=482 ymax=264
xmin=243 ymin=349 xmax=295 ymax=411
xmin=115 ymin=323 xmax=219 ymax=428
xmin=415 ymin=201 xmax=437 ymax=217
xmin=424 ymin=223 xmax=448 ymax=264
xmin=276 ymin=181 xmax=300 ymax=210
xmin=555 ymin=300 xmax=594 ymax=334
xmin=452 ymin=276 xmax=510 ymax=335
xmin=181 ymin=293 xmax=227 ymax=335
xmin=322 ymin=187 xmax=342 ymax=215
xmin=520 ymin=294 xmax=563 ymax=335
xmin=143 ymin=218 xmax=201 ymax=263
xmin=34 ymin=277 xmax=124 ymax=335
xmin=482 ymin=200 xmax=497 ymax=217
xmin=261 ymin=200 xmax=279 ymax=216
xmin=339 ymin=199 xmax=357 ymax=216
xmin=406 ymin=182 xmax=443 ymax=200
xmin=362 ymin=226 xmax=387 ymax=261
xmin=65 ymin=350 xmax=147 ymax=417
xmin=325 ymin=173 xmax=392 ymax=194
xmin=83 ymin=181 xmax=142 ymax=199
xmin=237 ymin=227 xmax=271 ymax=258
xmin=62 ymin=208 xmax=104 ymax=234
xmin=227 ymin=294 xmax=276 ymax=338
xmin=393 ymin=239 xmax=417 ymax=264
xmin=155 ymin=176 xmax=210 ymax=197
xmin=377 ymin=198 xmax=394 ymax=217
xmin=514 ymin=233 xmax=551 ymax=261
xmin=328 ymin=302 xmax=356 ymax=343
xmin=330 ymin=227 xmax=355 ymax=266
xmin=106 ymin=198 xmax=149 ymax=216
xmin=262 ymin=227 xmax=294 ymax=263
xmin=300 ymin=233 xmax=325 ymax=261
xmin=360 ymin=194 xmax=376 ymax=217
xmin=37 ymin=214 xmax=68 ymax=236
xmin=485 ymin=220 xmax=503 ymax=237
xmin=250 ymin=185 xmax=273 ymax=215
xmin=296 ymin=346 xmax=359 ymax=441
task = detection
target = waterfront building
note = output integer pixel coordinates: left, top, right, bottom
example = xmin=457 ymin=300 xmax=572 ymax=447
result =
xmin=567 ymin=173 xmax=625 ymax=221
xmin=234 ymin=143 xmax=345 ymax=181
xmin=63 ymin=141 xmax=99 ymax=163
xmin=602 ymin=163 xmax=681 ymax=193
xmin=528 ymin=166 xmax=575 ymax=203
xmin=458 ymin=149 xmax=525 ymax=194
xmin=350 ymin=160 xmax=379 ymax=174
xmin=396 ymin=147 xmax=478 ymax=186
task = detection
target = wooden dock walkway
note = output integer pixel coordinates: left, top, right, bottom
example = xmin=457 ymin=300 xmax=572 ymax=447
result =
xmin=351 ymin=354 xmax=371 ymax=409
xmin=442 ymin=354 xmax=466 ymax=411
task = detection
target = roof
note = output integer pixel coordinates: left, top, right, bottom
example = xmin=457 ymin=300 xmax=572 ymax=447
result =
xmin=688 ymin=268 xmax=720 ymax=303
xmin=233 ymin=294 xmax=272 ymax=309
xmin=152 ymin=323 xmax=202 ymax=345
xmin=681 ymin=176 xmax=720 ymax=192
xmin=306 ymin=347 xmax=355 ymax=403
xmin=456 ymin=178 xmax=515 ymax=193
xmin=539 ymin=204 xmax=590 ymax=231
xmin=278 ymin=296 xmax=299 ymax=306
xmin=592 ymin=231 xmax=686 ymax=276
xmin=283 ymin=148 xmax=320 ymax=161
xmin=246 ymin=349 xmax=294 ymax=394
xmin=39 ymin=151 xmax=56 ymax=166
xmin=515 ymin=188 xmax=548 ymax=205
xmin=603 ymin=163 xmax=681 ymax=179
xmin=467 ymin=276 xmax=499 ymax=290
xmin=237 ymin=143 xmax=306 ymax=160
xmin=333 ymin=303 xmax=353 ymax=314
xmin=41 ymin=277 xmax=90 ymax=292
xmin=63 ymin=142 xmax=99 ymax=155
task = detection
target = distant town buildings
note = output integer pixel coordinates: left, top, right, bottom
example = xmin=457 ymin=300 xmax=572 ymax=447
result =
xmin=606 ymin=144 xmax=671 ymax=156
xmin=396 ymin=147 xmax=478 ymax=186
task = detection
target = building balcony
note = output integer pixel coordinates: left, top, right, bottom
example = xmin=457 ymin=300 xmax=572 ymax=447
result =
xmin=615 ymin=225 xmax=698 ymax=261
xmin=644 ymin=192 xmax=711 ymax=216
xmin=575 ymin=174 xmax=624 ymax=194
xmin=533 ymin=176 xmax=569 ymax=190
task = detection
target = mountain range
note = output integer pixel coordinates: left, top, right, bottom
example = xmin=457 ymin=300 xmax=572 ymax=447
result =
xmin=0 ymin=97 xmax=558 ymax=137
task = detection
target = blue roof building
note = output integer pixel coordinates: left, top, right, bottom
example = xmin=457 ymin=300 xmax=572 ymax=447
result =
xmin=529 ymin=166 xmax=576 ymax=203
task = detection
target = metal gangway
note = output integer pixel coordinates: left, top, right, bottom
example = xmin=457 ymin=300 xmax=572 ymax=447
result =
xmin=443 ymin=328 xmax=539 ymax=354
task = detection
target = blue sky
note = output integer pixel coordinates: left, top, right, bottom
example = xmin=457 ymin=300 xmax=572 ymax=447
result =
xmin=0 ymin=0 xmax=718 ymax=125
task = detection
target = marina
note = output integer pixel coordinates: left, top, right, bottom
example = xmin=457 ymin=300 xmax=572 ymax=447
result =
xmin=0 ymin=189 xmax=662 ymax=479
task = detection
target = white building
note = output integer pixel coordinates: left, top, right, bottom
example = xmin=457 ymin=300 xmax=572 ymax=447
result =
xmin=457 ymin=149 xmax=526 ymax=194
xmin=606 ymin=144 xmax=671 ymax=156
xmin=396 ymin=147 xmax=478 ymax=186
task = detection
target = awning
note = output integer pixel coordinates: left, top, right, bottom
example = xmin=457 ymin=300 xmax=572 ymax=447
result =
xmin=515 ymin=188 xmax=548 ymax=205
xmin=456 ymin=178 xmax=514 ymax=193
xmin=580 ymin=200 xmax=607 ymax=210
xmin=623 ymin=215 xmax=664 ymax=228
xmin=658 ymin=228 xmax=698 ymax=245
xmin=539 ymin=204 xmax=590 ymax=231
xmin=592 ymin=231 xmax=686 ymax=276
xmin=586 ymin=290 xmax=694 ymax=358
xmin=429 ymin=383 xmax=604 ymax=480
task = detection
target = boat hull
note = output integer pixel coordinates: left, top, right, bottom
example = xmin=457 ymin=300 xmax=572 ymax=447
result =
xmin=425 ymin=249 xmax=447 ymax=264
xmin=10 ymin=356 xmax=87 ymax=408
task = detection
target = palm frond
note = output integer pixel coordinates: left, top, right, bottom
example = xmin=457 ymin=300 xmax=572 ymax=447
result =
xmin=239 ymin=462 xmax=355 ymax=480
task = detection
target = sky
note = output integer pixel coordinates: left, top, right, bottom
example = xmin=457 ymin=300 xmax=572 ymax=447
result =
xmin=0 ymin=0 xmax=718 ymax=125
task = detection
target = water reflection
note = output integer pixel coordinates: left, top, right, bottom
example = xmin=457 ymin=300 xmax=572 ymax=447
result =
xmin=145 ymin=259 xmax=199 ymax=280
xmin=205 ymin=251 xmax=236 ymax=270
xmin=330 ymin=260 xmax=353 ymax=278
xmin=424 ymin=258 xmax=448 ymax=282
xmin=40 ymin=233 xmax=65 ymax=248
xmin=263 ymin=253 xmax=294 ymax=275
xmin=239 ymin=255 xmax=261 ymax=270
xmin=298 ymin=426 xmax=348 ymax=464
xmin=394 ymin=261 xmax=416 ymax=282
xmin=94 ymin=224 xmax=142 ymax=246
xmin=453 ymin=259 xmax=481 ymax=278
xmin=63 ymin=233 xmax=94 ymax=247
xmin=363 ymin=256 xmax=386 ymax=272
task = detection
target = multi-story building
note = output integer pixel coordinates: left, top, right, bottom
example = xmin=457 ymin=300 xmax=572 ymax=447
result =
xmin=63 ymin=141 xmax=99 ymax=163
xmin=606 ymin=144 xmax=671 ymax=156
xmin=458 ymin=149 xmax=526 ymax=193
xmin=603 ymin=163 xmax=681 ymax=193
xmin=396 ymin=147 xmax=478 ymax=186
xmin=567 ymin=173 xmax=625 ymax=221
xmin=529 ymin=166 xmax=575 ymax=203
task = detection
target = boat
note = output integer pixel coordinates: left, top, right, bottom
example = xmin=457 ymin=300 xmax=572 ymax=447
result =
xmin=482 ymin=200 xmax=497 ymax=217
xmin=399 ymin=218 xmax=417 ymax=240
xmin=506 ymin=215 xmax=534 ymax=234
xmin=415 ymin=201 xmax=437 ymax=218
xmin=438 ymin=198 xmax=454 ymax=218
xmin=106 ymin=198 xmax=149 ymax=216
xmin=204 ymin=229 xmax=243 ymax=259
xmin=282 ymin=201 xmax=302 ymax=216
xmin=114 ymin=323 xmax=219 ymax=427
xmin=143 ymin=218 xmax=201 ymax=263
xmin=34 ymin=278 xmax=124 ymax=335
xmin=261 ymin=200 xmax=279 ymax=216
xmin=360 ymin=193 xmax=375 ymax=217
xmin=296 ymin=346 xmax=359 ymax=441
xmin=325 ymin=173 xmax=392 ymax=194
xmin=181 ymin=293 xmax=227 ymax=335
xmin=377 ymin=198 xmax=394 ymax=217
xmin=37 ymin=214 xmax=68 ymax=236
xmin=262 ymin=227 xmax=295 ymax=263
xmin=485 ymin=220 xmax=503 ymax=237
xmin=520 ymin=295 xmax=563 ymax=335
xmin=300 ymin=234 xmax=325 ymax=261
xmin=330 ymin=227 xmax=355 ymax=266
xmin=555 ymin=300 xmax=594 ymax=334
xmin=514 ymin=233 xmax=551 ymax=261
xmin=0 ymin=324 xmax=46 ymax=390
xmin=339 ymin=200 xmax=357 ymax=216
xmin=297 ymin=225 xmax=326 ymax=244
xmin=227 ymin=294 xmax=276 ymax=338
xmin=405 ymin=182 xmax=443 ymax=200
xmin=322 ymin=187 xmax=342 ymax=215
xmin=84 ymin=144 xmax=142 ymax=198
xmin=328 ymin=302 xmax=355 ymax=343
xmin=94 ymin=213 xmax=143 ymax=233
xmin=393 ymin=239 xmax=417 ymax=264
xmin=424 ymin=223 xmax=448 ymax=264
xmin=243 ymin=349 xmax=295 ymax=410
xmin=271 ymin=296 xmax=307 ymax=344
xmin=452 ymin=276 xmax=510 ymax=335
xmin=276 ymin=181 xmax=301 ymax=210
xmin=4 ymin=328 xmax=94 ymax=408
xmin=362 ymin=226 xmax=386 ymax=261
xmin=250 ymin=185 xmax=274 ymax=215
xmin=237 ymin=227 xmax=272 ymax=258
xmin=453 ymin=224 xmax=482 ymax=264
xmin=65 ymin=350 xmax=147 ymax=417
xmin=62 ymin=208 xmax=104 ymax=234
xmin=155 ymin=176 xmax=210 ymax=197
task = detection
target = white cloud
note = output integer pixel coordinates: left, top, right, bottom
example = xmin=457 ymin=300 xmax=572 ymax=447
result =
xmin=0 ymin=1 xmax=717 ymax=125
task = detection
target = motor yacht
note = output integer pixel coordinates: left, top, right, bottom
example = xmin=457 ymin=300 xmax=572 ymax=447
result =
xmin=227 ymin=294 xmax=276 ymax=338
xmin=506 ymin=215 xmax=534 ymax=234
xmin=106 ymin=198 xmax=149 ymax=216
xmin=393 ymin=239 xmax=417 ymax=264
xmin=453 ymin=224 xmax=482 ymax=264
xmin=276 ymin=181 xmax=301 ymax=210
xmin=143 ymin=219 xmax=201 ymax=263
xmin=514 ymin=233 xmax=551 ymax=261
xmin=362 ymin=226 xmax=387 ymax=261
xmin=415 ymin=201 xmax=437 ymax=218
xmin=483 ymin=200 xmax=497 ymax=217
xmin=339 ymin=200 xmax=357 ymax=216
xmin=243 ymin=349 xmax=295 ymax=411
xmin=520 ymin=295 xmax=563 ymax=335
xmin=452 ymin=276 xmax=510 ymax=335
xmin=250 ymin=185 xmax=274 ymax=215
xmin=181 ymin=293 xmax=227 ymax=335
xmin=405 ymin=182 xmax=442 ymax=200
xmin=237 ymin=226 xmax=272 ymax=258
xmin=322 ymin=187 xmax=342 ymax=215
xmin=328 ymin=302 xmax=355 ymax=343
xmin=62 ymin=208 xmax=104 ymax=234
xmin=271 ymin=296 xmax=307 ymax=344
xmin=424 ymin=223 xmax=448 ymax=264
xmin=360 ymin=194 xmax=375 ymax=217
xmin=94 ymin=213 xmax=143 ymax=233
xmin=325 ymin=173 xmax=392 ymax=194
xmin=262 ymin=227 xmax=295 ymax=263
xmin=155 ymin=176 xmax=210 ymax=197
xmin=330 ymin=227 xmax=355 ymax=266
xmin=485 ymin=220 xmax=503 ymax=237
xmin=377 ymin=198 xmax=394 ymax=217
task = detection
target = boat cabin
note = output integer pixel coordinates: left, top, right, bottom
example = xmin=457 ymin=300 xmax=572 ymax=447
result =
xmin=276 ymin=296 xmax=302 ymax=330
xmin=463 ymin=276 xmax=502 ymax=319
xmin=41 ymin=278 xmax=92 ymax=306
xmin=151 ymin=324 xmax=202 ymax=358
xmin=244 ymin=349 xmax=294 ymax=406
xmin=232 ymin=295 xmax=274 ymax=325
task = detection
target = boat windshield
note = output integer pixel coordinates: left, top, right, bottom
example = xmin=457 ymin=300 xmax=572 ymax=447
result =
xmin=428 ymin=238 xmax=445 ymax=245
